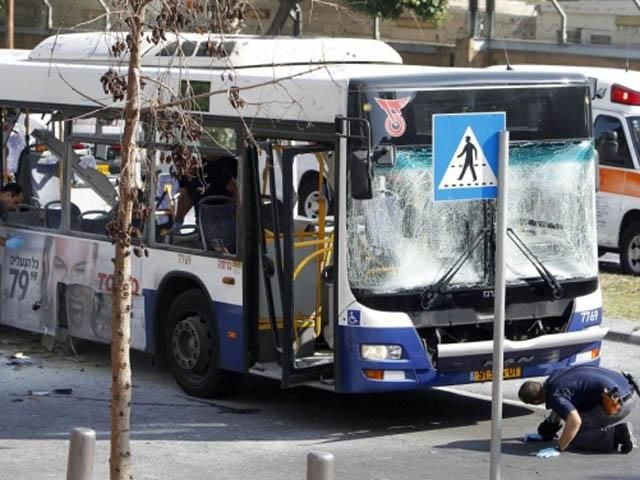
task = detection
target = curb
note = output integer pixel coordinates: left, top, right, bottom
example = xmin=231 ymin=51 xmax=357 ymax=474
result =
xmin=604 ymin=318 xmax=640 ymax=345
xmin=606 ymin=328 xmax=640 ymax=346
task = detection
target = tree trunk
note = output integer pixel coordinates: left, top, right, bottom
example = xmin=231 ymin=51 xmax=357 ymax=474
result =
xmin=110 ymin=5 xmax=146 ymax=480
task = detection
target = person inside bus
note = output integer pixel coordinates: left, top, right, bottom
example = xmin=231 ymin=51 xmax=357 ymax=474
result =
xmin=0 ymin=182 xmax=25 ymax=249
xmin=174 ymin=154 xmax=238 ymax=226
xmin=519 ymin=365 xmax=637 ymax=457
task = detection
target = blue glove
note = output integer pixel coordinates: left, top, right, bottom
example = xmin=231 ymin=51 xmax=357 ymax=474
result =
xmin=524 ymin=432 xmax=544 ymax=442
xmin=536 ymin=447 xmax=560 ymax=458
xmin=5 ymin=236 xmax=24 ymax=250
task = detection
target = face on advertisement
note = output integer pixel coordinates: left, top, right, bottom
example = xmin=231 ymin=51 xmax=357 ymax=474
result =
xmin=49 ymin=239 xmax=96 ymax=286
xmin=44 ymin=238 xmax=98 ymax=334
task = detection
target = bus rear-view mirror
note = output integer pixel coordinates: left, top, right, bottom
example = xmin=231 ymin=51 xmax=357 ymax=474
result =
xmin=349 ymin=149 xmax=373 ymax=200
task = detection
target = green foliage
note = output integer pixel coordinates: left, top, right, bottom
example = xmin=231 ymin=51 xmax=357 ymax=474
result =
xmin=343 ymin=0 xmax=448 ymax=21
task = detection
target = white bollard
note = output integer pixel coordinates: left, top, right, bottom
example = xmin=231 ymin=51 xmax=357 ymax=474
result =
xmin=306 ymin=451 xmax=335 ymax=480
xmin=66 ymin=427 xmax=96 ymax=480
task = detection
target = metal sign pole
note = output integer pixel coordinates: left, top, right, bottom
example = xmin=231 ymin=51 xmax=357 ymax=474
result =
xmin=489 ymin=130 xmax=509 ymax=480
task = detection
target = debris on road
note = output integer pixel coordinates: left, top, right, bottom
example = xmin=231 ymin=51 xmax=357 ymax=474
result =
xmin=28 ymin=390 xmax=50 ymax=397
xmin=6 ymin=352 xmax=34 ymax=366
xmin=53 ymin=388 xmax=73 ymax=395
xmin=25 ymin=388 xmax=73 ymax=396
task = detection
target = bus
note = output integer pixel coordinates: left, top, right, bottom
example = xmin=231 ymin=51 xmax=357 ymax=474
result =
xmin=0 ymin=32 xmax=607 ymax=396
xmin=490 ymin=65 xmax=640 ymax=276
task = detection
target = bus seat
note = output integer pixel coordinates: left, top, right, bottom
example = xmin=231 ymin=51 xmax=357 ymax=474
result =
xmin=6 ymin=203 xmax=44 ymax=227
xmin=44 ymin=201 xmax=81 ymax=229
xmin=198 ymin=195 xmax=236 ymax=254
xmin=79 ymin=210 xmax=111 ymax=235
xmin=168 ymin=224 xmax=202 ymax=249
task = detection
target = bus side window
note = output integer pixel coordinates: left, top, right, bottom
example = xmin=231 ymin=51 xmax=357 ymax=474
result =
xmin=69 ymin=142 xmax=117 ymax=237
xmin=594 ymin=115 xmax=633 ymax=168
xmin=9 ymin=147 xmax=61 ymax=228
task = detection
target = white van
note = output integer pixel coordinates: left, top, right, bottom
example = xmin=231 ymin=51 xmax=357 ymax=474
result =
xmin=489 ymin=65 xmax=640 ymax=275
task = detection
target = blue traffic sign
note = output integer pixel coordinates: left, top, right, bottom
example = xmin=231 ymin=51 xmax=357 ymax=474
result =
xmin=433 ymin=112 xmax=505 ymax=202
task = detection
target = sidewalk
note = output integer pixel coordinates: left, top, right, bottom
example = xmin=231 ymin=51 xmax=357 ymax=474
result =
xmin=604 ymin=317 xmax=640 ymax=346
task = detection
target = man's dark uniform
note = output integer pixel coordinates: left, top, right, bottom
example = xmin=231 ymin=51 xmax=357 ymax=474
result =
xmin=545 ymin=365 xmax=636 ymax=451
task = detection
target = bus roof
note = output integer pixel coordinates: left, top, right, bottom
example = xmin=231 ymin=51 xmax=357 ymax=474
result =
xmin=25 ymin=32 xmax=404 ymax=68
xmin=0 ymin=35 xmax=591 ymax=126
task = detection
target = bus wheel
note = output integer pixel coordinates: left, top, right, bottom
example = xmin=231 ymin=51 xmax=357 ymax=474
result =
xmin=620 ymin=222 xmax=640 ymax=275
xmin=165 ymin=289 xmax=239 ymax=397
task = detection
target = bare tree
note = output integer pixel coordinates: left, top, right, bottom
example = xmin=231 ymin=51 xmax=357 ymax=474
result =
xmin=104 ymin=4 xmax=150 ymax=479
xmin=101 ymin=1 xmax=247 ymax=478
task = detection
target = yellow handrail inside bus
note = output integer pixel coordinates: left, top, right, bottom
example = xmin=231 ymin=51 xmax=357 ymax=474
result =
xmin=293 ymin=246 xmax=332 ymax=281
xmin=259 ymin=146 xmax=334 ymax=346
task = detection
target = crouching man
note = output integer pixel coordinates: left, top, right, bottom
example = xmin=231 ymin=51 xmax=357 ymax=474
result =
xmin=518 ymin=365 xmax=638 ymax=457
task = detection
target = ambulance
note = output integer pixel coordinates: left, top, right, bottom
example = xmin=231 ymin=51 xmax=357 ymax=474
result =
xmin=489 ymin=65 xmax=640 ymax=275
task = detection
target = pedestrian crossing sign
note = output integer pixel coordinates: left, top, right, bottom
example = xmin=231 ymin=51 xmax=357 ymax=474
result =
xmin=433 ymin=112 xmax=506 ymax=202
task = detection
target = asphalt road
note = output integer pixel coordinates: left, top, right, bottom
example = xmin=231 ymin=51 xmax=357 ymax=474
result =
xmin=0 ymin=327 xmax=638 ymax=480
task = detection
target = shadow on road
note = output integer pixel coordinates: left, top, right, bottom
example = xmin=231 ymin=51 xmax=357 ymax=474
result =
xmin=435 ymin=437 xmax=541 ymax=457
xmin=1 ymin=327 xmax=535 ymax=444
xmin=599 ymin=259 xmax=622 ymax=274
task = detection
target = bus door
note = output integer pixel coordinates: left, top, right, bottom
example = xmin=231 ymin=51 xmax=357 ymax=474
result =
xmin=254 ymin=142 xmax=335 ymax=388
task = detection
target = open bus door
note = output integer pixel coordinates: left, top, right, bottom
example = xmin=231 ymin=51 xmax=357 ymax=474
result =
xmin=251 ymin=141 xmax=335 ymax=388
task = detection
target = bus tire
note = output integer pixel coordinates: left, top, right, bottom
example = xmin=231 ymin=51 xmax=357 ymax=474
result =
xmin=165 ymin=288 xmax=240 ymax=397
xmin=620 ymin=221 xmax=640 ymax=275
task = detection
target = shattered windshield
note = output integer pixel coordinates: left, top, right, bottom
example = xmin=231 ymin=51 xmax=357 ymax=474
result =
xmin=346 ymin=85 xmax=597 ymax=295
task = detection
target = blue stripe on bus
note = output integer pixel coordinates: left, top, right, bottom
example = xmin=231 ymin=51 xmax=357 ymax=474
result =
xmin=142 ymin=289 xmax=156 ymax=353
xmin=212 ymin=301 xmax=244 ymax=372
xmin=567 ymin=307 xmax=603 ymax=332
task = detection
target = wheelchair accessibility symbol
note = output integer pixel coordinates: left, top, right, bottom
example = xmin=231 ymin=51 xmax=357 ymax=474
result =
xmin=347 ymin=310 xmax=361 ymax=326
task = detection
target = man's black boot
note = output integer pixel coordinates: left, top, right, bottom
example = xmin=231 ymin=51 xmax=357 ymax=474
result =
xmin=615 ymin=422 xmax=635 ymax=454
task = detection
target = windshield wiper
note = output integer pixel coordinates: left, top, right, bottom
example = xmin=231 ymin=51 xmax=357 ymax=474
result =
xmin=507 ymin=228 xmax=563 ymax=299
xmin=420 ymin=228 xmax=490 ymax=309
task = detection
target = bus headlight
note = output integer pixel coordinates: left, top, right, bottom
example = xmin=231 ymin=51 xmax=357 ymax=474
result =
xmin=360 ymin=344 xmax=402 ymax=361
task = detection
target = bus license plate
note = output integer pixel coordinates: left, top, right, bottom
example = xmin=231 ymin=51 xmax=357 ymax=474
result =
xmin=472 ymin=367 xmax=522 ymax=382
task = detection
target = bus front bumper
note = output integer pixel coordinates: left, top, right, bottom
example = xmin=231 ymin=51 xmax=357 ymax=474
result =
xmin=335 ymin=325 xmax=608 ymax=393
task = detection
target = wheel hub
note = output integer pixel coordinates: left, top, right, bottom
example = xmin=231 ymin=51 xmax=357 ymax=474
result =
xmin=171 ymin=316 xmax=203 ymax=371
xmin=303 ymin=191 xmax=321 ymax=219
xmin=628 ymin=234 xmax=640 ymax=273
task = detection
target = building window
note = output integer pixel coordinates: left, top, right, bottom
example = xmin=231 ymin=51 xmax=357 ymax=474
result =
xmin=567 ymin=28 xmax=582 ymax=44
xmin=590 ymin=34 xmax=612 ymax=45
